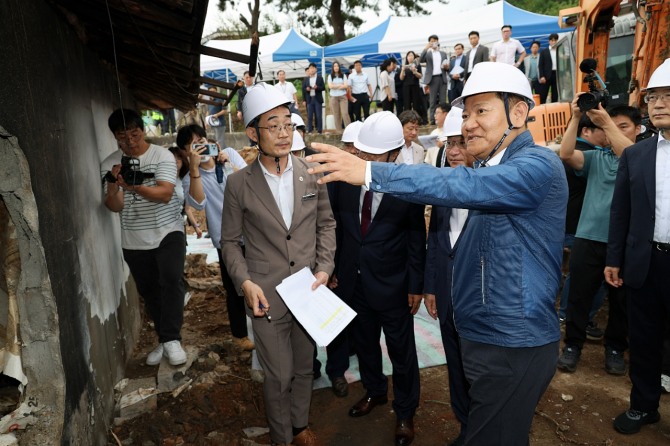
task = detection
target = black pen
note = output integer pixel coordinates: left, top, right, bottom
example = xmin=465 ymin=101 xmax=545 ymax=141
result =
xmin=259 ymin=303 xmax=272 ymax=321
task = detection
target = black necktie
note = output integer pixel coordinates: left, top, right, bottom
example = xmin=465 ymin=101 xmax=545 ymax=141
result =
xmin=360 ymin=191 xmax=373 ymax=237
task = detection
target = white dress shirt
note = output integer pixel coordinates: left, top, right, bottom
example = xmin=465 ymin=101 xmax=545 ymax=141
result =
xmin=449 ymin=208 xmax=469 ymax=247
xmin=468 ymin=45 xmax=480 ymax=73
xmin=400 ymin=143 xmax=415 ymax=165
xmin=654 ymin=132 xmax=670 ymax=243
xmin=259 ymin=156 xmax=295 ymax=229
xmin=491 ymin=38 xmax=525 ymax=65
xmin=431 ymin=50 xmax=442 ymax=75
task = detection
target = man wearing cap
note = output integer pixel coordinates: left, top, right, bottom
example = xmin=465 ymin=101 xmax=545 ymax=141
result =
xmin=328 ymin=111 xmax=424 ymax=445
xmin=221 ymin=82 xmax=336 ymax=446
xmin=605 ymin=58 xmax=670 ymax=435
xmin=423 ymin=107 xmax=473 ymax=446
xmin=307 ymin=61 xmax=567 ymax=445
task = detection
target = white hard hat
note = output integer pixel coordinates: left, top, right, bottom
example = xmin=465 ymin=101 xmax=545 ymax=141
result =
xmin=242 ymin=83 xmax=291 ymax=127
xmin=342 ymin=121 xmax=364 ymax=143
xmin=205 ymin=115 xmax=220 ymax=127
xmin=291 ymin=113 xmax=306 ymax=128
xmin=291 ymin=129 xmax=306 ymax=152
xmin=440 ymin=108 xmax=464 ymax=140
xmin=452 ymin=62 xmax=535 ymax=110
xmin=644 ymin=58 xmax=670 ymax=90
xmin=354 ymin=112 xmax=404 ymax=154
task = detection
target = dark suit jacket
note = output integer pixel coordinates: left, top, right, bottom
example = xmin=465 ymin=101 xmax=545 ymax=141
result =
xmin=221 ymin=156 xmax=337 ymax=319
xmin=607 ymin=135 xmax=659 ymax=288
xmin=538 ymin=47 xmax=553 ymax=80
xmin=464 ymin=45 xmax=489 ymax=79
xmin=424 ymin=206 xmax=467 ymax=324
xmin=302 ymin=75 xmax=325 ymax=105
xmin=237 ymin=85 xmax=249 ymax=113
xmin=329 ymin=182 xmax=425 ymax=312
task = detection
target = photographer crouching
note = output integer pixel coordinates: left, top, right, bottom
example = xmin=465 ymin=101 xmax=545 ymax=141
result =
xmin=102 ymin=108 xmax=187 ymax=366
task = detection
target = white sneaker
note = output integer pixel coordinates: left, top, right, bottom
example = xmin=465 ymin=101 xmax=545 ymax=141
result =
xmin=163 ymin=340 xmax=187 ymax=366
xmin=146 ymin=344 xmax=164 ymax=366
xmin=662 ymin=374 xmax=670 ymax=393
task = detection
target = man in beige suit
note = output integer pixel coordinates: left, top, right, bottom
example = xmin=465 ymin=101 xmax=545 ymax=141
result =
xmin=397 ymin=110 xmax=426 ymax=166
xmin=221 ymin=83 xmax=336 ymax=446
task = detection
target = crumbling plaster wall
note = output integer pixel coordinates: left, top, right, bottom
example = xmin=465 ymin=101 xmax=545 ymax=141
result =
xmin=1 ymin=1 xmax=142 ymax=444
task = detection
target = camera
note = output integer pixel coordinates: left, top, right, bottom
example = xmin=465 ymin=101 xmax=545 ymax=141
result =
xmin=193 ymin=143 xmax=219 ymax=158
xmin=577 ymin=58 xmax=610 ymax=112
xmin=105 ymin=156 xmax=154 ymax=186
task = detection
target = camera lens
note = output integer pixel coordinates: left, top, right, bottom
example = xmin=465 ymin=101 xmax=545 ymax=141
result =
xmin=577 ymin=92 xmax=600 ymax=112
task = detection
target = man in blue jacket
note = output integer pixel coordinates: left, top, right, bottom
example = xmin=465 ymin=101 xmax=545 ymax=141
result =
xmin=307 ymin=62 xmax=567 ymax=445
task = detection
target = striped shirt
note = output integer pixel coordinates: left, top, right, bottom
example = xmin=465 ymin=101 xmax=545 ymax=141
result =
xmin=101 ymin=145 xmax=183 ymax=249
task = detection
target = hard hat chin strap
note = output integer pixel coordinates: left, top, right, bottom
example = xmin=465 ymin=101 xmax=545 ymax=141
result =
xmin=478 ymin=93 xmax=522 ymax=168
xmin=254 ymin=122 xmax=282 ymax=174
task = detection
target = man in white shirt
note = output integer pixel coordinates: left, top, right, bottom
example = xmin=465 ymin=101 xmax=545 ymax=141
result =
xmin=274 ymin=69 xmax=299 ymax=115
xmin=490 ymin=25 xmax=526 ymax=68
xmin=348 ymin=60 xmax=373 ymax=121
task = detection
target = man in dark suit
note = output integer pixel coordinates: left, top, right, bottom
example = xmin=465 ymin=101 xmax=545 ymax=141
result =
xmin=537 ymin=40 xmax=554 ymax=104
xmin=222 ymin=83 xmax=336 ymax=446
xmin=303 ymin=62 xmax=326 ymax=133
xmin=464 ymin=31 xmax=489 ymax=81
xmin=448 ymin=43 xmax=466 ymax=103
xmin=420 ymin=34 xmax=449 ymax=124
xmin=605 ymin=59 xmax=670 ymax=435
xmin=236 ymin=71 xmax=254 ymax=123
xmin=329 ymin=111 xmax=425 ymax=446
xmin=423 ymin=108 xmax=473 ymax=446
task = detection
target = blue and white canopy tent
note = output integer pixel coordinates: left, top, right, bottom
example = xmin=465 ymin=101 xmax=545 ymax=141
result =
xmin=201 ymin=29 xmax=323 ymax=81
xmin=324 ymin=1 xmax=573 ymax=60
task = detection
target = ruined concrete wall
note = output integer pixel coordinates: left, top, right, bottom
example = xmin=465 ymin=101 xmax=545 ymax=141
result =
xmin=0 ymin=1 xmax=142 ymax=444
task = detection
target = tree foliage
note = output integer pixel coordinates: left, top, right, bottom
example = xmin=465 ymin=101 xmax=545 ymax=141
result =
xmin=276 ymin=0 xmax=445 ymax=44
xmin=487 ymin=0 xmax=578 ymax=17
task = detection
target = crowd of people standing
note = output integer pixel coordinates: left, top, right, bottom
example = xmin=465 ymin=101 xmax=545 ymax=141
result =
xmin=100 ymin=15 xmax=670 ymax=442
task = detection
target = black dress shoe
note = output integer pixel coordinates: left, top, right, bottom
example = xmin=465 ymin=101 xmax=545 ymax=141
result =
xmin=348 ymin=394 xmax=388 ymax=417
xmin=395 ymin=418 xmax=414 ymax=446
xmin=331 ymin=376 xmax=349 ymax=398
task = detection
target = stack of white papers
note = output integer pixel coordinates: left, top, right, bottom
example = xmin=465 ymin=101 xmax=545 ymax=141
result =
xmin=276 ymin=267 xmax=357 ymax=346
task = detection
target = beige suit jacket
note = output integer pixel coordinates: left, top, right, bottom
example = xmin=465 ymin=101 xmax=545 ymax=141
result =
xmin=221 ymin=156 xmax=336 ymax=320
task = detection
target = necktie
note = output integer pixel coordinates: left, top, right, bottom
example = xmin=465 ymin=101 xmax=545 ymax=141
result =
xmin=361 ymin=191 xmax=373 ymax=237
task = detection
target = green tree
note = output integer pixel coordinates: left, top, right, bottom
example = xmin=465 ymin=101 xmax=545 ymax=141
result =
xmin=487 ymin=0 xmax=578 ymax=17
xmin=276 ymin=0 xmax=446 ymax=44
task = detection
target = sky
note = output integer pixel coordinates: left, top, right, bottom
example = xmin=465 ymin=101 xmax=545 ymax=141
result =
xmin=203 ymin=0 xmax=490 ymax=38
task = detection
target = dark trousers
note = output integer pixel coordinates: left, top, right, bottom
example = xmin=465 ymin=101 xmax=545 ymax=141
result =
xmin=438 ymin=299 xmax=470 ymax=435
xmin=627 ymin=248 xmax=670 ymax=412
xmin=307 ymin=100 xmax=322 ymax=133
xmin=565 ymin=237 xmax=628 ymax=350
xmin=350 ymin=275 xmax=420 ymax=420
xmin=461 ymin=340 xmax=558 ymax=446
xmin=325 ymin=328 xmax=350 ymax=380
xmin=550 ymin=70 xmax=558 ymax=103
xmin=217 ymin=248 xmax=248 ymax=339
xmin=351 ymin=93 xmax=371 ymax=121
xmin=403 ymin=84 xmax=426 ymax=120
xmin=447 ymin=80 xmax=464 ymax=104
xmin=533 ymin=79 xmax=549 ymax=104
xmin=427 ymin=76 xmax=447 ymax=123
xmin=381 ymin=98 xmax=395 ymax=113
xmin=123 ymin=231 xmax=185 ymax=343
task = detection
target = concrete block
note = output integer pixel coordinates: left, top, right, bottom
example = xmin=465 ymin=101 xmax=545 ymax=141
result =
xmin=156 ymin=346 xmax=198 ymax=393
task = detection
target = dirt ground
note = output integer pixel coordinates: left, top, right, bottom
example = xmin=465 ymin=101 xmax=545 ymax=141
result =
xmin=107 ymin=253 xmax=670 ymax=446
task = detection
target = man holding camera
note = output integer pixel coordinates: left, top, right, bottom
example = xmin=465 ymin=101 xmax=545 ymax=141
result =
xmin=558 ymin=97 xmax=641 ymax=375
xmin=102 ymin=108 xmax=187 ymax=366
xmin=420 ymin=34 xmax=449 ymax=125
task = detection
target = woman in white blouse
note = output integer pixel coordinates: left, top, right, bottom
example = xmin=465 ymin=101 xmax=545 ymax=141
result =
xmin=327 ymin=61 xmax=351 ymax=130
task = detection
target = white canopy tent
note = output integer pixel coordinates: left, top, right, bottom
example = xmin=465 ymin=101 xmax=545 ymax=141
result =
xmin=201 ymin=29 xmax=322 ymax=81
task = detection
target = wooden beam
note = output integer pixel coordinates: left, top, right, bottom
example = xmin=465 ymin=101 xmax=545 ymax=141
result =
xmin=199 ymin=45 xmax=250 ymax=64
xmin=198 ymin=88 xmax=228 ymax=100
xmin=197 ymin=76 xmax=242 ymax=90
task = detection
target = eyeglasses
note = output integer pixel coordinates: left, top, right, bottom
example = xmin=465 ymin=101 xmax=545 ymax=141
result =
xmin=644 ymin=92 xmax=670 ymax=104
xmin=446 ymin=139 xmax=466 ymax=149
xmin=257 ymin=123 xmax=296 ymax=135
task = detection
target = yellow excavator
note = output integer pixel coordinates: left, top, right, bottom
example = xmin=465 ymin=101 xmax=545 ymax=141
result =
xmin=527 ymin=0 xmax=670 ymax=145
